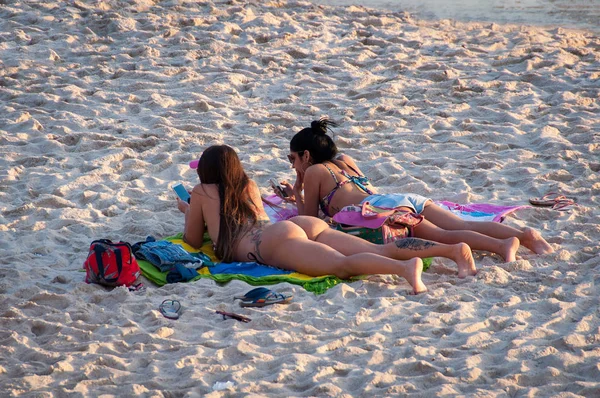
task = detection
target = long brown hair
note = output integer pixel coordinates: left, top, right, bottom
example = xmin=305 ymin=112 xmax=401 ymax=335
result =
xmin=197 ymin=145 xmax=257 ymax=262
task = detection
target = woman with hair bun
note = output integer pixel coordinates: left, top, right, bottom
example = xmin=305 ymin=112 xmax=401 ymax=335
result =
xmin=280 ymin=119 xmax=554 ymax=263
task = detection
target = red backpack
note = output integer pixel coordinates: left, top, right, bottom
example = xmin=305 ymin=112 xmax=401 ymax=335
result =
xmin=83 ymin=239 xmax=140 ymax=287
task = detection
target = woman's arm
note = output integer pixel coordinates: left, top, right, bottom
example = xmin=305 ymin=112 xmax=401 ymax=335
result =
xmin=247 ymin=180 xmax=269 ymax=217
xmin=179 ymin=188 xmax=206 ymax=248
xmin=298 ymin=166 xmax=321 ymax=217
xmin=289 ymin=168 xmax=304 ymax=215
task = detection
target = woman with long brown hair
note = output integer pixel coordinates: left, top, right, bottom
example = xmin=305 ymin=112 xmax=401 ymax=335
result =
xmin=176 ymin=144 xmax=461 ymax=295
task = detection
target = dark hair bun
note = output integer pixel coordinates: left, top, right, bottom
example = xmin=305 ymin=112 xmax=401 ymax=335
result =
xmin=311 ymin=120 xmax=325 ymax=134
xmin=311 ymin=118 xmax=338 ymax=135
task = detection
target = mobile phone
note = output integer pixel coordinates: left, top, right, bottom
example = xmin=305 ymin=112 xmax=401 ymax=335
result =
xmin=269 ymin=179 xmax=288 ymax=198
xmin=172 ymin=183 xmax=191 ymax=203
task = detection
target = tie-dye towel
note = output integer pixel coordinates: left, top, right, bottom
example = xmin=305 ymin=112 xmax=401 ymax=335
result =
xmin=435 ymin=201 xmax=529 ymax=222
xmin=263 ymin=195 xmax=528 ymax=223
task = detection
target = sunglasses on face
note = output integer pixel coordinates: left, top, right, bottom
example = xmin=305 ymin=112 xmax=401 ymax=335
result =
xmin=287 ymin=151 xmax=304 ymax=164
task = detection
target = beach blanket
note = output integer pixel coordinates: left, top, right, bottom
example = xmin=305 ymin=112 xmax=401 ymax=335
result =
xmin=436 ymin=201 xmax=529 ymax=222
xmin=139 ymin=198 xmax=525 ymax=293
xmin=263 ymin=195 xmax=528 ymax=223
xmin=137 ymin=233 xmax=358 ymax=294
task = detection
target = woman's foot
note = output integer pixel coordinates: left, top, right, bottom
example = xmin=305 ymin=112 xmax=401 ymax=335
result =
xmin=501 ymin=237 xmax=520 ymax=262
xmin=521 ymin=227 xmax=554 ymax=255
xmin=406 ymin=257 xmax=428 ymax=294
xmin=453 ymin=243 xmax=477 ymax=278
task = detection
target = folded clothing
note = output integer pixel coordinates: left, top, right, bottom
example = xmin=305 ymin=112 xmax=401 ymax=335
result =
xmin=133 ymin=239 xmax=210 ymax=272
xmin=166 ymin=263 xmax=200 ymax=283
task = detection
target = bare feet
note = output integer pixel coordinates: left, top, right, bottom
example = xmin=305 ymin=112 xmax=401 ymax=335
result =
xmin=453 ymin=243 xmax=477 ymax=278
xmin=406 ymin=257 xmax=428 ymax=294
xmin=521 ymin=227 xmax=554 ymax=255
xmin=501 ymin=237 xmax=520 ymax=262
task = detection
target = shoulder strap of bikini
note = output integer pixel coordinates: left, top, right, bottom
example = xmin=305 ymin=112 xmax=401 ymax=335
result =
xmin=322 ymin=162 xmax=340 ymax=184
xmin=338 ymin=159 xmax=363 ymax=177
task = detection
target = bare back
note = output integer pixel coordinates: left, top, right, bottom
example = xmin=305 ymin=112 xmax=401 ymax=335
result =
xmin=184 ymin=180 xmax=271 ymax=262
xmin=303 ymin=154 xmax=377 ymax=218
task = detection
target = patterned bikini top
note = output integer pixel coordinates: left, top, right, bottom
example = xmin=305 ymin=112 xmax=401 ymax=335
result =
xmin=319 ymin=162 xmax=374 ymax=217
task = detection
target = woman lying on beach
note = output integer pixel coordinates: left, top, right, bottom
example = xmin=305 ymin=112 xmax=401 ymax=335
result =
xmin=176 ymin=145 xmax=482 ymax=295
xmin=278 ymin=119 xmax=554 ymax=262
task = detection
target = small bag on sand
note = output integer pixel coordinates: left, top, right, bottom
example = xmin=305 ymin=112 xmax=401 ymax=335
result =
xmin=332 ymin=203 xmax=424 ymax=244
xmin=83 ymin=239 xmax=140 ymax=287
xmin=334 ymin=223 xmax=410 ymax=244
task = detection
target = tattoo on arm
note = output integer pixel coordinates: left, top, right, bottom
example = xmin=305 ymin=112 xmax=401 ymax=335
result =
xmin=395 ymin=238 xmax=437 ymax=250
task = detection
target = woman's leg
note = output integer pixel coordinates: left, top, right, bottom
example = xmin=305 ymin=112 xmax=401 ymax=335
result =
xmin=413 ymin=218 xmax=520 ymax=262
xmin=421 ymin=203 xmax=554 ymax=255
xmin=290 ymin=216 xmax=477 ymax=278
xmin=258 ymin=219 xmax=427 ymax=294
xmin=391 ymin=238 xmax=477 ymax=278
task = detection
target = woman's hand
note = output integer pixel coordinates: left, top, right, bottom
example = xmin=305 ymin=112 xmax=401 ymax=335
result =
xmin=278 ymin=170 xmax=306 ymax=204
xmin=289 ymin=170 xmax=305 ymax=204
xmin=279 ymin=181 xmax=296 ymax=203
xmin=176 ymin=197 xmax=190 ymax=214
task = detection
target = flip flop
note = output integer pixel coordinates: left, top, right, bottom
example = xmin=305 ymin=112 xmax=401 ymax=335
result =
xmin=529 ymin=192 xmax=575 ymax=207
xmin=234 ymin=288 xmax=293 ymax=308
xmin=552 ymin=198 xmax=577 ymax=211
xmin=159 ymin=299 xmax=182 ymax=320
xmin=233 ymin=287 xmax=272 ymax=302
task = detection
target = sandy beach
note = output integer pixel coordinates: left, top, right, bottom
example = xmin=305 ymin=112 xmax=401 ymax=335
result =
xmin=1 ymin=0 xmax=599 ymax=396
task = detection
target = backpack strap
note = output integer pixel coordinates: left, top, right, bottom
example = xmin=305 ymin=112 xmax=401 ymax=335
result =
xmin=120 ymin=242 xmax=134 ymax=264
xmin=114 ymin=247 xmax=124 ymax=276
xmin=93 ymin=243 xmax=120 ymax=284
xmin=93 ymin=245 xmax=108 ymax=281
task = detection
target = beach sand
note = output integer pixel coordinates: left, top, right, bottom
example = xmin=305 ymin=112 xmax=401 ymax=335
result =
xmin=1 ymin=0 xmax=599 ymax=396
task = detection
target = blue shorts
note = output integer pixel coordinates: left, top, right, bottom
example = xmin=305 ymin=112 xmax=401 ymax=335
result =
xmin=361 ymin=193 xmax=432 ymax=214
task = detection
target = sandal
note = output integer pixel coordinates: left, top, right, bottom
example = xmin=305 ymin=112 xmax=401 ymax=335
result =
xmin=159 ymin=299 xmax=182 ymax=320
xmin=233 ymin=287 xmax=272 ymax=302
xmin=234 ymin=288 xmax=292 ymax=308
xmin=552 ymin=198 xmax=577 ymax=211
xmin=529 ymin=192 xmax=575 ymax=207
